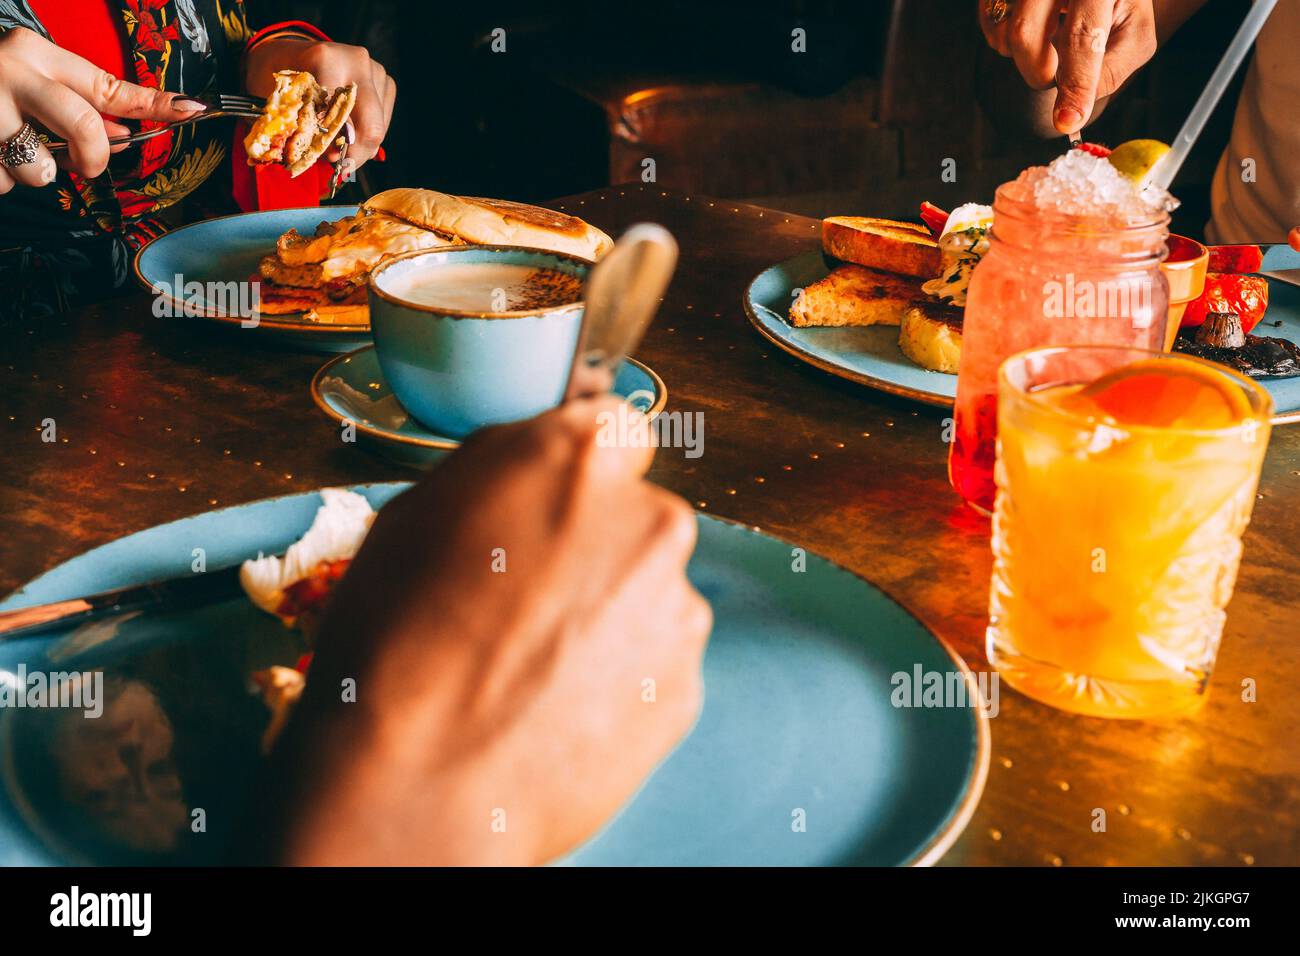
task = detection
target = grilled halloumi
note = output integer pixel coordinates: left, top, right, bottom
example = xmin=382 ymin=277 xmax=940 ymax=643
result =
xmin=898 ymin=305 xmax=963 ymax=373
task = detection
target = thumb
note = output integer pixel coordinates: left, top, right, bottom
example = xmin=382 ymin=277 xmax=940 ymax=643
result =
xmin=1051 ymin=4 xmax=1113 ymax=134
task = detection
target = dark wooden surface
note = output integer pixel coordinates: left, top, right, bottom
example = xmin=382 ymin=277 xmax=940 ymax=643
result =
xmin=2 ymin=185 xmax=1298 ymax=866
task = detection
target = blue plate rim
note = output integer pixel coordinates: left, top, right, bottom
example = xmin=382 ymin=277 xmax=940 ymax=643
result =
xmin=309 ymin=347 xmax=669 ymax=450
xmin=744 ymin=251 xmax=955 ymax=409
xmin=132 ymin=205 xmax=368 ymax=335
xmin=0 ymin=482 xmax=990 ymax=867
xmin=747 ymin=251 xmax=1300 ymax=424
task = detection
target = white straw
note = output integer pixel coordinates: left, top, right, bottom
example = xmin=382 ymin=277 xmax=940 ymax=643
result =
xmin=1152 ymin=0 xmax=1279 ymax=191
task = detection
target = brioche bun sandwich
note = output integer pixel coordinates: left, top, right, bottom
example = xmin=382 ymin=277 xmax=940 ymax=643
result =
xmin=255 ymin=188 xmax=613 ymax=324
xmin=363 ymin=188 xmax=614 ymax=262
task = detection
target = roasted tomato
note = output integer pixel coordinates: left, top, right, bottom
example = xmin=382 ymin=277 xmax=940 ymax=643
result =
xmin=1181 ymin=273 xmax=1269 ymax=334
xmin=919 ymin=202 xmax=949 ymax=238
xmin=1206 ymin=244 xmax=1265 ymax=274
xmin=1073 ymin=142 xmax=1112 ymax=158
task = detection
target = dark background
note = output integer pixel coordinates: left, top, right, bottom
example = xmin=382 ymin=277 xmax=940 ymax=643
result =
xmin=255 ymin=0 xmax=1249 ymax=239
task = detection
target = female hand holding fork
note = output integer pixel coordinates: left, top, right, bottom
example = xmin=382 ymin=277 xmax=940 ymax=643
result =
xmin=0 ymin=26 xmax=204 ymax=192
xmin=0 ymin=23 xmax=394 ymax=192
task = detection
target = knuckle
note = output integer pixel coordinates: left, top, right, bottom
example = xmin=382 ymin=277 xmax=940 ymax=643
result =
xmin=300 ymin=42 xmax=330 ymax=65
xmin=70 ymin=107 xmax=107 ymax=151
xmin=1097 ymin=62 xmax=1125 ymax=98
xmin=680 ymin=592 xmax=713 ymax=645
xmin=1066 ymin=25 xmax=1104 ymax=55
xmin=1007 ymin=20 xmax=1038 ymax=52
xmin=651 ymin=493 xmax=697 ymax=553
xmin=1025 ymin=62 xmax=1055 ymax=88
xmin=558 ymin=398 xmax=608 ymax=440
xmin=357 ymin=121 xmax=386 ymax=145
xmin=534 ymin=414 xmax=591 ymax=469
xmin=3 ymin=26 xmax=37 ymax=53
xmin=93 ymin=70 xmax=124 ymax=105
xmin=671 ymin=673 xmax=704 ymax=732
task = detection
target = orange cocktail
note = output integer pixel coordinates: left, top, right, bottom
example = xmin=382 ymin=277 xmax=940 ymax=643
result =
xmin=987 ymin=345 xmax=1273 ymax=718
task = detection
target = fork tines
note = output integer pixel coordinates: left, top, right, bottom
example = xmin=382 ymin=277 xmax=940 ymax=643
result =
xmin=214 ymin=92 xmax=265 ymax=117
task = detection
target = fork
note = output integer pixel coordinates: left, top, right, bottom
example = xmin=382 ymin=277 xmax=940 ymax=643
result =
xmin=43 ymin=91 xmax=265 ymax=152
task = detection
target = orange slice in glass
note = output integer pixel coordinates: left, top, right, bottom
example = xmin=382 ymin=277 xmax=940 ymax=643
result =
xmin=1073 ymin=357 xmax=1251 ymax=429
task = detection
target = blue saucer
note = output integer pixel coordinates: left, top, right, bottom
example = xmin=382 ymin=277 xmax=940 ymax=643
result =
xmin=0 ymin=485 xmax=988 ymax=866
xmin=311 ymin=346 xmax=668 ymax=467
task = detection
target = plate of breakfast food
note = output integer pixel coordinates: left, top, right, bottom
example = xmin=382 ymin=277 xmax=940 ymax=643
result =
xmin=133 ymin=188 xmax=613 ymax=352
xmin=1170 ymin=253 xmax=1300 ymax=424
xmin=745 ymin=202 xmax=980 ymax=407
xmin=747 ymin=186 xmax=1300 ymax=421
xmin=0 ymin=485 xmax=988 ymax=866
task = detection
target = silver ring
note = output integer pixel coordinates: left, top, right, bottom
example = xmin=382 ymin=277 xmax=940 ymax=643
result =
xmin=987 ymin=0 xmax=1011 ymax=24
xmin=0 ymin=122 xmax=40 ymax=169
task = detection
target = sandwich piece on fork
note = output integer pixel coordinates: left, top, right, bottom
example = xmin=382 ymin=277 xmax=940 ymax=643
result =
xmin=244 ymin=70 xmax=357 ymax=178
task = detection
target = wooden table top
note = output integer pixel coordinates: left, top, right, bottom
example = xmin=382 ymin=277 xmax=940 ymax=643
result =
xmin=2 ymin=185 xmax=1297 ymax=866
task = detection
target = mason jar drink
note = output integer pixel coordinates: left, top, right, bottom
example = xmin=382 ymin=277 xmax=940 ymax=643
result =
xmin=949 ymin=151 xmax=1173 ymax=514
xmin=988 ymin=345 xmax=1273 ymax=719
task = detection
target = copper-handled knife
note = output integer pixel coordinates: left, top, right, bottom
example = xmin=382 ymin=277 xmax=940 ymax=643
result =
xmin=0 ymin=564 xmax=245 ymax=641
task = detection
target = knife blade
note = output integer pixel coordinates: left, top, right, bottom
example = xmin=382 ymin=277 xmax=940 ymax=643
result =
xmin=0 ymin=563 xmax=246 ymax=641
xmin=1207 ymin=243 xmax=1300 ymax=275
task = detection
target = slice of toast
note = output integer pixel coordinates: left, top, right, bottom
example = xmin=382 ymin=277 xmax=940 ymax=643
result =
xmin=788 ymin=264 xmax=930 ymax=328
xmin=898 ymin=304 xmax=963 ymax=372
xmin=822 ymin=217 xmax=942 ymax=279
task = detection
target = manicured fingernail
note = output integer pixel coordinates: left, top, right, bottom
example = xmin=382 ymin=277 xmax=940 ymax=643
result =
xmin=1056 ymin=107 xmax=1083 ymax=132
xmin=343 ymin=121 xmax=355 ymax=145
xmin=172 ymin=97 xmax=207 ymax=111
xmin=41 ymin=160 xmax=56 ymax=184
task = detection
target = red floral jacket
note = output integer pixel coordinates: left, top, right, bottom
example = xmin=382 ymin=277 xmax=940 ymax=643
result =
xmin=0 ymin=1 xmax=255 ymax=306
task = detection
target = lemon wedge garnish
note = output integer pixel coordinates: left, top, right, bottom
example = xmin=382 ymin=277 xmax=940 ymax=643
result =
xmin=1106 ymin=139 xmax=1172 ymax=187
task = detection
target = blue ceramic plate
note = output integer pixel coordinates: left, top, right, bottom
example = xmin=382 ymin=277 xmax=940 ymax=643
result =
xmin=0 ymin=485 xmax=988 ymax=866
xmin=745 ymin=251 xmax=956 ymax=408
xmin=1258 ymin=276 xmax=1300 ymax=425
xmin=747 ymin=252 xmax=1300 ymax=423
xmin=134 ymin=206 xmax=365 ymax=353
xmin=310 ymin=346 xmax=668 ymax=468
